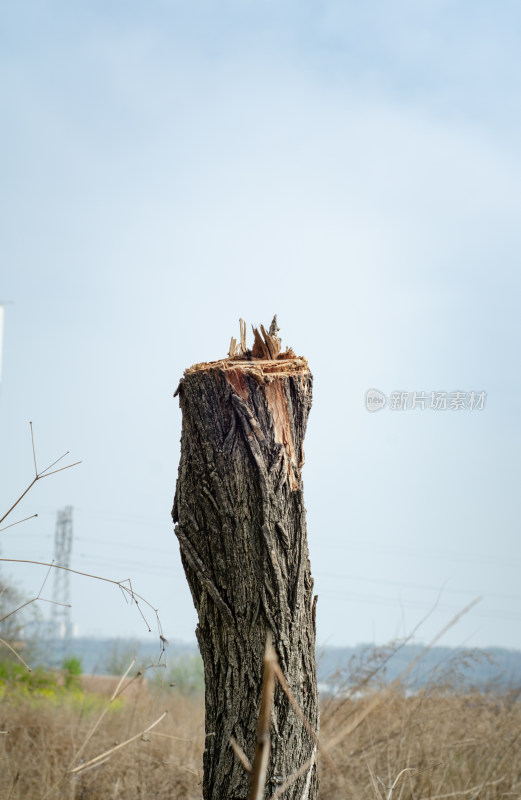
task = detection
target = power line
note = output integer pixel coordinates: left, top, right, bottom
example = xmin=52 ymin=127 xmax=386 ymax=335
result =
xmin=5 ymin=543 xmax=521 ymax=606
xmin=324 ymin=536 xmax=521 ymax=570
xmin=314 ymin=570 xmax=521 ymax=604
xmin=318 ymin=588 xmax=521 ymax=622
xmin=16 ymin=505 xmax=518 ymax=572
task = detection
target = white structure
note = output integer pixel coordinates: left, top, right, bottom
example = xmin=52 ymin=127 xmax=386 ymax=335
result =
xmin=51 ymin=506 xmax=74 ymax=644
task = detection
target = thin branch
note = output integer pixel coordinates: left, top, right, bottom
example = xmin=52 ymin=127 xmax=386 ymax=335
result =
xmin=399 ymin=598 xmax=482 ymax=683
xmin=40 ymin=660 xmax=141 ymax=800
xmin=428 ymin=778 xmax=505 ymax=799
xmin=325 ymin=598 xmax=482 ymax=751
xmin=71 ymin=757 xmax=111 ymax=775
xmin=0 ymin=559 xmax=157 ymax=613
xmin=6 ymin=771 xmax=20 ymax=800
xmin=367 ymin=762 xmax=384 ymax=800
xmin=267 ymin=753 xmax=316 ymax=800
xmin=124 ymin=577 xmax=151 ymax=630
xmin=274 ymin=662 xmax=337 ymax=774
xmin=0 ymin=560 xmax=161 ymax=642
xmin=0 ymin=421 xmax=81 ymax=526
xmin=0 ymin=598 xmax=35 ymax=625
xmin=0 ymin=478 xmax=37 ymax=525
xmin=37 ymin=598 xmax=71 ymax=607
xmin=323 ymin=590 xmax=445 ymax=730
xmin=150 ymin=732 xmax=193 ymax=743
xmin=0 ymin=513 xmax=38 ymax=533
xmin=68 ymin=711 xmax=168 ymax=774
xmin=0 ymin=638 xmax=32 ymax=671
xmin=377 ymin=768 xmax=415 ymax=800
xmin=112 ymin=659 xmax=138 ymax=698
xmin=70 ymin=659 xmax=136 ymax=769
xmin=38 ymin=450 xmax=70 ymax=477
xmin=128 ymin=578 xmax=152 ymax=631
xmin=248 ymin=632 xmax=277 ymax=800
xmin=30 ymin=421 xmax=38 ymax=476
xmin=36 ymin=560 xmax=54 ymax=598
xmin=37 ymin=461 xmax=82 ymax=479
xmin=230 ymin=736 xmax=252 ymax=773
xmin=111 ymin=663 xmax=145 ymax=702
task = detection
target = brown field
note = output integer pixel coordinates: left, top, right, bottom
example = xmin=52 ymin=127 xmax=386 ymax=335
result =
xmin=1 ymin=678 xmax=521 ymax=799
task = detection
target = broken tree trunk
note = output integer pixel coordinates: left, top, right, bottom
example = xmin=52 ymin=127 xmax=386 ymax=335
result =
xmin=172 ymin=318 xmax=319 ymax=800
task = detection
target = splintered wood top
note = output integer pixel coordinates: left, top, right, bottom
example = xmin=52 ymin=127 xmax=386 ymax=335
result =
xmin=183 ymin=317 xmax=310 ymax=382
xmin=184 ymin=351 xmax=309 ymax=380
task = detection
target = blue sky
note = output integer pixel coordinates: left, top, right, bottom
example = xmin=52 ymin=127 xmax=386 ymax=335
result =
xmin=1 ymin=1 xmax=520 ymax=651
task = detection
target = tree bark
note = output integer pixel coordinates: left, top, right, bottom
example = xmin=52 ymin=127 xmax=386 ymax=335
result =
xmin=172 ymin=319 xmax=319 ymax=800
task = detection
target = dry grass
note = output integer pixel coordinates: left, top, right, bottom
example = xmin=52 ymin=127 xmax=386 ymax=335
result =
xmin=321 ymin=687 xmax=521 ymax=799
xmin=0 ymin=681 xmax=204 ymax=800
xmin=1 ymin=676 xmax=521 ymax=799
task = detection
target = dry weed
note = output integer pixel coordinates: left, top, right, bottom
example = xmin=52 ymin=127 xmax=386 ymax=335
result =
xmin=321 ymin=687 xmax=521 ymax=799
xmin=0 ymin=682 xmax=204 ymax=800
xmin=1 ymin=674 xmax=521 ymax=799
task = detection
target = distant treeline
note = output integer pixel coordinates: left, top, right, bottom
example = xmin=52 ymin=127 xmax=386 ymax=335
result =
xmin=33 ymin=637 xmax=521 ymax=691
xmin=319 ymin=643 xmax=521 ymax=691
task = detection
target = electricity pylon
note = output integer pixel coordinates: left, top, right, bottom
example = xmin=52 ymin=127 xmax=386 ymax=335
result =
xmin=51 ymin=506 xmax=74 ymax=649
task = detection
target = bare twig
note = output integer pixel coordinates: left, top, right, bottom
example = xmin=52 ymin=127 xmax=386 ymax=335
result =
xmin=41 ymin=660 xmax=141 ymax=800
xmin=0 ymin=638 xmax=32 ymax=671
xmin=248 ymin=631 xmax=277 ymax=800
xmin=73 ymin=659 xmax=136 ymax=769
xmin=325 ymin=598 xmax=482 ymax=751
xmin=273 ymin=662 xmax=337 ymax=773
xmin=149 ymin=732 xmax=193 ymax=743
xmin=37 ymin=597 xmax=71 ymax=607
xmin=38 ymin=461 xmax=82 ymax=479
xmin=377 ymin=767 xmax=415 ymax=800
xmin=71 ymin=757 xmax=111 ymax=775
xmin=367 ymin=762 xmax=384 ymax=800
xmin=0 ymin=560 xmax=162 ymax=674
xmin=68 ymin=711 xmax=168 ymax=774
xmin=30 ymin=421 xmax=38 ymax=476
xmin=230 ymin=736 xmax=252 ymax=773
xmin=0 ymin=514 xmax=38 ymax=533
xmin=323 ymin=587 xmax=446 ymax=729
xmin=0 ymin=423 xmax=81 ymax=526
xmin=429 ymin=778 xmax=505 ymax=799
xmin=0 ymin=560 xmax=159 ymax=622
xmin=267 ymin=751 xmax=316 ymax=800
xmin=0 ymin=478 xmax=38 ymax=525
xmin=36 ymin=559 xmax=54 ymax=598
xmin=6 ymin=771 xmax=19 ymax=800
xmin=0 ymin=598 xmax=34 ymax=625
xmin=38 ymin=450 xmax=71 ymax=477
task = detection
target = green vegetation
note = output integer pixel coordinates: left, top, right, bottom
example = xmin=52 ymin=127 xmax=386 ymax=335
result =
xmin=155 ymin=652 xmax=204 ymax=696
xmin=62 ymin=655 xmax=82 ymax=690
xmin=0 ymin=660 xmax=58 ymax=698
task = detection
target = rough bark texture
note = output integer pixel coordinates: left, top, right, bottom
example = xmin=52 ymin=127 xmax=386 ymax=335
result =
xmin=172 ymin=323 xmax=319 ymax=800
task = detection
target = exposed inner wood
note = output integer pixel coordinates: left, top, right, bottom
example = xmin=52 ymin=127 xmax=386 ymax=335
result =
xmin=263 ymin=378 xmax=298 ymax=491
xmin=185 ymin=353 xmax=307 ymax=378
xmin=228 ymin=315 xmax=282 ymax=361
xmin=180 ymin=318 xmax=309 ymax=490
xmin=224 ymin=366 xmax=249 ymax=402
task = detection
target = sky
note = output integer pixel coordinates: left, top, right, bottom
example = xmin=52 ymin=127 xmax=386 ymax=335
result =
xmin=1 ymin=1 xmax=520 ymax=654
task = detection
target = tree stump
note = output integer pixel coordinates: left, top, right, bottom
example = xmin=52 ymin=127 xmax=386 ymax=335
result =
xmin=172 ymin=318 xmax=319 ymax=800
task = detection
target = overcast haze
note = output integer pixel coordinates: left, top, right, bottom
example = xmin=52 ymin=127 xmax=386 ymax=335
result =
xmin=1 ymin=2 xmax=520 ymax=652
